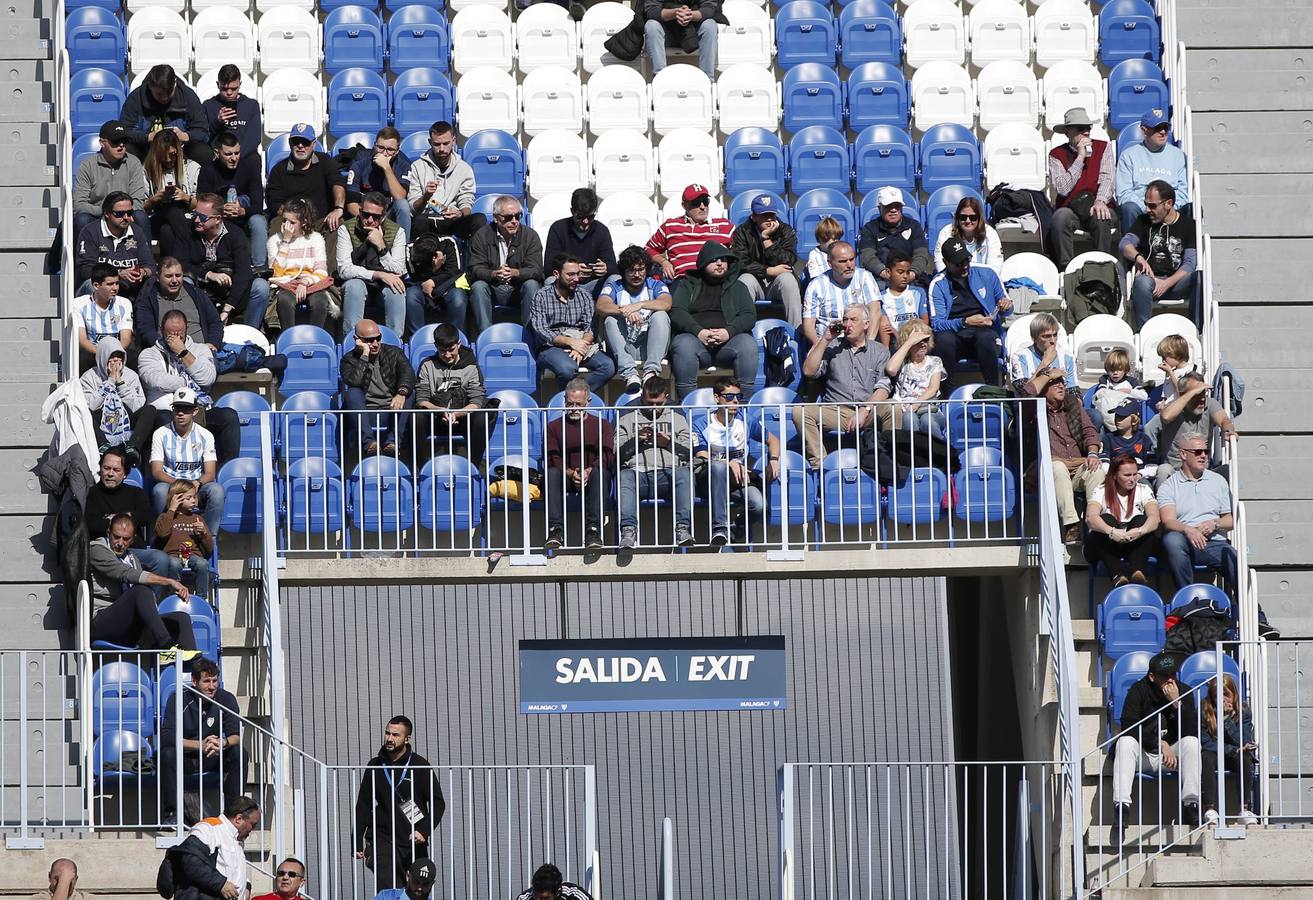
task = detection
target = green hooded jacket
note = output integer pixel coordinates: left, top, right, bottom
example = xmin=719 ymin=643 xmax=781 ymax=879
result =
xmin=670 ymin=241 xmax=757 ymax=339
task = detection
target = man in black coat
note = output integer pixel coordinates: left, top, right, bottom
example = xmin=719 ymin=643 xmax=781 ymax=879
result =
xmin=340 ymin=318 xmax=416 ymax=454
xmin=159 ymin=658 xmax=245 ymax=823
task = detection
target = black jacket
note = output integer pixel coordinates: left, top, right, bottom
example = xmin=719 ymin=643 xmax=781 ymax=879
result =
xmin=177 ymin=224 xmax=255 ymax=315
xmin=339 ymin=344 xmax=415 ymax=399
xmin=408 ymin=233 xmax=463 ymax=299
xmin=543 ymin=219 xmax=618 ymax=280
xmin=857 ymin=214 xmax=932 ymax=284
xmin=84 ymin=482 xmax=155 ymax=545
xmin=729 ymin=221 xmax=801 ymax=284
xmin=265 ymin=151 xmax=345 ymax=220
xmin=467 ymin=222 xmax=544 ymax=286
xmin=120 ymin=82 xmax=208 ymax=152
xmin=195 ymin=154 xmax=265 ymax=226
xmin=157 ymin=834 xmax=228 ymax=900
xmin=354 ymin=749 xmax=447 ymax=851
xmin=1119 ymin=675 xmax=1199 ymax=749
xmin=75 ymin=219 xmax=157 ymax=288
xmin=134 ymin=277 xmax=225 ymax=348
xmin=160 ymin=687 xmax=241 ymax=749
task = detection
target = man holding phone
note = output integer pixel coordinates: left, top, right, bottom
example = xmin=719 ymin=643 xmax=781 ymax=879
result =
xmin=407 ymin=120 xmax=483 ymax=242
xmin=544 ymin=188 xmax=616 ymax=297
xmin=75 ymin=191 xmax=157 ymax=297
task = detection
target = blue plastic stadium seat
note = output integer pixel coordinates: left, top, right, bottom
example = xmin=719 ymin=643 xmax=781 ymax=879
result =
xmin=747 ymin=386 xmax=799 ymax=450
xmin=155 ymin=665 xmax=180 ymax=713
xmin=159 ymin=594 xmax=219 ymax=663
xmin=1166 ymin=583 xmax=1231 ymax=617
xmin=793 ymin=188 xmax=855 ymax=256
xmin=728 ymin=190 xmax=790 ymax=226
xmin=775 ymin=1 xmax=837 ymax=67
xmin=1099 ymin=0 xmax=1161 ymax=67
xmin=485 ymin=389 xmax=544 ymax=460
xmin=280 ymin=391 xmax=341 ymax=462
xmin=472 ymin=193 xmax=528 ymax=223
xmin=851 ymin=124 xmax=916 ymax=195
xmin=66 ymin=8 xmax=125 ymax=74
xmin=838 ymin=0 xmax=902 ymax=68
xmin=324 ymin=6 xmax=386 ymax=73
xmin=1108 ymin=60 xmax=1170 ymax=133
xmin=1105 ymin=650 xmax=1152 ymax=734
xmin=918 ymin=123 xmax=982 ymax=194
xmin=724 ymin=127 xmax=788 ymax=197
xmin=788 ymin=125 xmax=852 ymax=195
xmin=265 ymin=134 xmax=293 ymax=177
xmin=387 ymin=3 xmax=450 ymax=72
xmin=286 ymin=457 xmax=347 ymax=535
xmin=418 ymin=455 xmax=483 ymax=535
xmin=386 ymin=0 xmax=445 ymax=10
xmin=846 ymin=62 xmax=908 ymax=131
xmin=214 ymin=391 xmax=270 ymax=459
xmin=350 ymin=456 xmax=416 ymax=533
xmin=1098 ymin=584 xmax=1167 ymax=660
xmin=680 ymin=387 xmax=717 ymax=437
xmin=338 ymin=324 xmax=402 ymax=358
xmin=73 ymin=134 xmax=103 ymax=172
xmin=276 ymin=325 xmax=340 ymax=396
xmin=546 ymin=389 xmax=607 ymax=421
xmin=766 ymin=450 xmax=815 ymax=527
xmin=401 ymin=131 xmax=430 ymax=159
xmin=409 ymin=323 xmax=471 ymax=371
xmin=924 ymin=185 xmax=985 ymax=244
xmin=751 ymin=319 xmax=800 ymax=392
xmin=332 ymin=131 xmax=375 ymax=155
xmin=67 ymin=0 xmax=121 ymax=9
xmin=952 ymin=464 xmax=1016 ymax=522
xmin=888 ymin=467 xmax=948 ymax=526
xmin=818 ymin=449 xmax=881 ymax=529
xmin=391 ymin=68 xmax=455 ymax=136
xmin=476 ymin=324 xmax=537 ymax=395
xmin=123 ymin=468 xmax=144 ymax=489
xmin=71 ymin=68 xmax=125 ymax=138
xmin=783 ymin=64 xmax=845 ymax=133
xmin=462 ymin=130 xmax=525 ymax=198
xmin=93 ymin=730 xmax=154 ymax=783
xmin=329 ymin=68 xmax=390 ymax=137
xmin=1178 ymin=649 xmax=1242 ymax=692
xmin=216 ymin=458 xmax=266 ymax=533
xmin=945 ymin=396 xmax=1006 ymax=452
xmin=92 ymin=661 xmax=154 ymax=737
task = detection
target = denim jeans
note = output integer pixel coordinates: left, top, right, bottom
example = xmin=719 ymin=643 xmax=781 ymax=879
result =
xmin=246 ymin=214 xmax=269 ymax=266
xmin=1161 ymin=532 xmax=1238 ymax=594
xmin=900 ymin=405 xmax=946 ymax=442
xmin=538 ymin=346 xmax=617 ymax=392
xmin=343 ymin=385 xmax=411 ymax=449
xmin=389 ymin=201 xmax=413 ymax=239
xmin=128 ymin=547 xmax=181 ymax=583
xmin=618 ymin=468 xmax=692 ymax=530
xmin=406 ymin=283 xmax=468 ymax=334
xmin=245 ymin=278 xmax=271 ymax=329
xmin=469 ymin=279 xmax=541 ymax=333
xmin=644 ymin=17 xmax=718 ymax=77
xmin=1130 ymin=270 xmax=1199 ymax=330
xmin=603 ymin=311 xmax=670 ymax=380
xmin=669 ymin=332 xmax=759 ymax=401
xmin=150 ymin=481 xmax=226 ymax=538
xmin=343 ymin=278 xmax=407 ymax=335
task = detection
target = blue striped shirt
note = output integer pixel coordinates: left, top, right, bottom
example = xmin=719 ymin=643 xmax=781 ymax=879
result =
xmin=76 ymin=294 xmax=134 ymax=343
xmin=880 ymin=285 xmax=929 ymax=330
xmin=150 ymin=423 xmax=217 ymax=480
xmin=1008 ymin=343 xmax=1077 ymax=389
xmin=803 ymin=268 xmax=882 ymax=330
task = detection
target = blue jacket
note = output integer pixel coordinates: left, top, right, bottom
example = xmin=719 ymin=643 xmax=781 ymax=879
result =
xmin=1201 ymin=706 xmax=1254 ymax=756
xmin=926 ymin=265 xmax=1007 ymax=333
xmin=343 ymin=146 xmax=413 ymax=201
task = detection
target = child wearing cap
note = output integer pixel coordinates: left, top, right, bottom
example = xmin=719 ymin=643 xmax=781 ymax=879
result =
xmin=1101 ymin=400 xmax=1156 ymax=476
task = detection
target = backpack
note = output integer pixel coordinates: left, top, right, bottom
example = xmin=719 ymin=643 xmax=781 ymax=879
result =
xmin=761 ymin=326 xmax=795 ymax=389
xmin=1062 ymin=258 xmax=1122 ymax=326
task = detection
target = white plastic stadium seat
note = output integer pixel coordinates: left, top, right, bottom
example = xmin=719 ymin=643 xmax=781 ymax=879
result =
xmin=983 ymin=122 xmax=1047 ymax=190
xmin=718 ymin=0 xmax=773 ymax=69
xmin=903 ymin=0 xmax=966 ymax=68
xmin=1041 ymin=60 xmax=1105 ymax=130
xmin=514 ymin=3 xmax=579 ymax=73
xmin=968 ymin=0 xmax=1032 ymax=66
xmin=192 ymin=7 xmax=255 ymax=74
xmin=1000 ymin=251 xmax=1061 ymax=296
xmin=125 ymin=0 xmax=182 ymax=13
xmin=455 ymin=67 xmax=520 ymax=137
xmin=660 ymin=192 xmax=726 ymax=220
xmin=1005 ymin=312 xmax=1070 ymax=360
xmin=582 ymin=2 xmax=639 ymax=74
xmin=192 ymin=0 xmax=250 ymax=11
xmin=262 ymin=68 xmax=325 ymax=137
xmin=449 ymin=0 xmax=508 ymax=12
xmin=1033 ymin=0 xmax=1097 ymax=69
xmin=975 ymin=60 xmax=1041 ymax=131
xmin=598 ymin=192 xmax=663 ymax=251
xmin=531 ymin=191 xmax=573 ymax=249
xmin=1138 ymin=313 xmax=1203 ymax=384
xmin=127 ymin=7 xmax=191 ymax=74
xmin=912 ymin=62 xmax=975 ymax=130
xmin=590 ymin=129 xmax=657 ymax=197
xmin=521 ymin=66 xmax=585 ymax=136
xmin=715 ymin=64 xmax=780 ymax=133
xmin=1071 ymin=314 xmax=1136 ymax=386
xmin=257 ymin=7 xmax=321 ymax=73
xmin=657 ymin=128 xmax=722 ymax=200
xmin=451 ymin=7 xmax=515 ymax=74
xmin=586 ymin=65 xmax=650 ymax=136
xmin=651 ymin=64 xmax=716 ymax=137
xmin=526 ymin=130 xmax=591 ymax=200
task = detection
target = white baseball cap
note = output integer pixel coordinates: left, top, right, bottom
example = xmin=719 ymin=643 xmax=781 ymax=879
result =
xmin=876 ymin=186 xmax=905 ymax=208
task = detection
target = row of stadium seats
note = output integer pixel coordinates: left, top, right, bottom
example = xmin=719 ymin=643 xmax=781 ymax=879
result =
xmin=1097 ymin=583 xmax=1232 ymax=662
xmin=1105 ymin=647 xmax=1240 ymax=739
xmin=89 ymin=597 xmax=222 ymax=683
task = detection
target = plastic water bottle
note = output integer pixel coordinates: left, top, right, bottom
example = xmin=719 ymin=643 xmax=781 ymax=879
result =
xmin=226 ymin=186 xmax=238 ymax=205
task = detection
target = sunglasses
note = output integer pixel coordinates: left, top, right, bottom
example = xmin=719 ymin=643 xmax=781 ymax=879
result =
xmin=957 ymin=213 xmax=979 ymax=222
xmin=109 ymin=209 xmax=134 ymax=219
xmin=1181 ymin=448 xmax=1208 ymax=456
xmin=718 ymin=392 xmax=743 ymax=401
xmin=289 ymin=139 xmax=312 ymax=148
xmin=360 ymin=335 xmax=382 ymax=343
xmin=687 ymin=197 xmax=711 ymax=208
xmin=495 ymin=212 xmax=523 ymax=221
xmin=359 ymin=210 xmax=385 ymax=221
xmin=193 ymin=211 xmax=213 ymax=223
xmin=1145 ymin=201 xmax=1166 ymax=211
xmin=275 ymin=871 xmax=303 ymax=879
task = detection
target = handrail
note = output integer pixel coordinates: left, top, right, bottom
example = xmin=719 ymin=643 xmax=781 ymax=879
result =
xmin=77 ymin=582 xmax=94 ymax=831
xmin=259 ymin=410 xmax=288 ymax=865
xmin=658 ymin=817 xmax=673 ymax=900
xmin=55 ymin=0 xmax=75 ymax=383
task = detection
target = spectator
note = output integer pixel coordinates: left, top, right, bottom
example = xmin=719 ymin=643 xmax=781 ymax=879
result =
xmin=149 ymin=386 xmax=226 ymax=537
xmin=141 ymin=128 xmax=200 ymax=259
xmin=1119 ymin=180 xmax=1199 ymax=329
xmin=157 ymin=818 xmax=243 ymax=900
xmin=693 ymin=376 xmax=780 ymax=545
xmin=1116 ymin=109 xmax=1191 ymax=232
xmin=340 ymin=318 xmax=415 ymax=455
xmin=135 ymin=259 xmax=224 ymax=351
xmin=793 ymin=304 xmax=892 ymax=469
xmin=514 ymin=863 xmax=594 ymax=900
xmin=338 ymin=191 xmax=410 ymax=337
xmin=405 ymin=231 xmax=465 ymax=334
xmin=413 ymin=323 xmax=489 ymax=465
xmin=119 ymin=64 xmax=210 ymax=165
xmin=1110 ymin=652 xmax=1201 ymax=845
xmin=1025 ymin=372 xmax=1103 ymax=543
xmin=643 ymin=0 xmax=723 ymax=77
xmin=1102 ymin=399 xmax=1155 ymax=474
xmin=373 ymin=859 xmax=437 ymax=900
xmin=354 ymin=716 xmax=445 ymax=892
xmin=344 ymin=126 xmax=414 ymax=237
xmin=884 ymin=320 xmax=946 ymax=441
xmin=1147 ymin=372 xmax=1237 ymax=486
xmin=406 ymin=121 xmax=482 ymax=242
xmin=264 ymin=124 xmax=346 ymax=240
xmin=806 ymin=215 xmax=844 ymax=280
xmin=1008 ymin=311 xmax=1077 ymax=391
xmin=72 ymin=120 xmax=149 ymax=236
xmin=544 ymin=377 xmax=615 ymax=550
xmin=466 ymin=196 xmax=543 ymax=333
xmin=84 ymin=446 xmax=155 ymax=542
xmin=81 ymin=339 xmax=151 ymax=458
xmin=927 ymin=238 xmax=1011 ymax=384
xmin=876 ymin=249 xmax=928 ymax=348
xmin=196 ymin=132 xmax=267 ymax=267
xmin=932 ymin=196 xmax=1003 ymax=274
xmin=615 ymin=376 xmax=695 ymax=549
xmin=1157 ymin=433 xmax=1237 ymax=594
xmin=74 ymin=263 xmax=133 ymax=370
xmin=139 ymin=309 xmax=239 ymax=462
xmin=668 ymin=242 xmax=758 ymax=402
xmin=153 ymin=479 xmax=213 ymax=598
xmin=731 ymin=193 xmax=803 ymax=327
xmin=1153 ymin=334 xmax=1194 ymax=410
xmin=857 ymin=187 xmax=932 ymax=287
xmin=74 ymin=191 xmax=155 ymax=297
xmin=159 ymin=659 xmax=243 ymax=822
xmin=27 ymin=858 xmax=86 ymax=900
xmin=1100 ymin=348 xmax=1145 ymax=397
xmin=190 ymin=796 xmax=261 ymax=897
xmin=1048 ymin=107 xmax=1115 ymax=268
xmin=251 ymin=858 xmax=307 ymax=900
xmin=268 ymin=199 xmax=334 ymax=333
xmin=597 ymin=245 xmax=673 ymax=393
xmin=527 ymin=255 xmax=616 ymax=392
xmin=88 ymin=514 xmax=196 ymax=658
xmin=1084 ymin=454 xmax=1159 ymax=586
xmin=544 ymin=188 xmax=617 ymax=297
xmin=801 ymin=241 xmax=883 ymax=348
xmin=645 ymin=184 xmax=733 ymax=281
xmin=180 ymin=192 xmax=264 ymax=330
xmin=201 ymin=66 xmax=262 ymax=162
xmin=1200 ymin=674 xmax=1259 ymax=826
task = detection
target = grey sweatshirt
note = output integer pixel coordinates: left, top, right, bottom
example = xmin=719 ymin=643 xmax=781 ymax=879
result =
xmin=137 ymin=337 xmax=217 ymax=410
xmin=615 ymin=406 xmax=694 ymax=473
xmin=414 ymin=346 xmax=486 ymax=409
xmin=89 ymin=537 xmax=150 ymax=608
xmin=80 ymin=337 xmax=146 ymax=412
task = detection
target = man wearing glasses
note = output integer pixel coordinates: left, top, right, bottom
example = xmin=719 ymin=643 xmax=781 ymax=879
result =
xmin=252 ymin=858 xmax=307 ymax=900
xmin=1115 ymin=109 xmax=1191 ymax=232
xmin=340 ymin=318 xmax=415 ymax=456
xmin=344 ymin=126 xmax=415 ymax=238
xmin=264 ymin=123 xmax=347 ymax=235
xmin=179 ymin=192 xmax=264 ymax=329
xmin=339 ymin=192 xmax=412 ymax=337
xmin=544 ymin=378 xmax=615 ymax=550
xmin=74 ymin=191 xmax=156 ymax=297
xmin=645 ymin=183 xmax=733 ymax=282
xmin=543 ymin=187 xmax=617 ymax=298
xmin=1047 ymin=107 xmax=1115 ymax=268
xmin=466 ymin=196 xmax=544 ymax=332
xmin=1119 ymin=180 xmax=1199 ymax=329
xmin=1157 ymin=434 xmax=1237 ymax=594
xmin=72 ymin=120 xmax=149 ymax=236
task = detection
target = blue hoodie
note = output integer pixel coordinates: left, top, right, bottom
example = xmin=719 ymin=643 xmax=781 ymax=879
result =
xmin=926 ymin=264 xmax=1008 ymax=334
xmin=1115 ymin=142 xmax=1190 ymax=212
xmin=201 ymin=94 xmax=263 ymax=160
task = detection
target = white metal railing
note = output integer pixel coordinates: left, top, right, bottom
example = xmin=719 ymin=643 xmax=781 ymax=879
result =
xmin=658 ymin=817 xmax=674 ymax=900
xmin=55 ymin=0 xmax=75 ymax=382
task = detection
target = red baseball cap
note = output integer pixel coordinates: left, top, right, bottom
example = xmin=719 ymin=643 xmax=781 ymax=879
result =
xmin=681 ymin=184 xmax=711 ymax=204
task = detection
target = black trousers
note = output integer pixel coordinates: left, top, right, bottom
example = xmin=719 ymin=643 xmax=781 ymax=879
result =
xmin=159 ymin=741 xmax=246 ymax=818
xmin=365 ymin=837 xmax=425 ymax=891
xmin=90 ymin=586 xmax=197 ymax=649
xmin=546 ymin=465 xmax=611 ymax=532
xmin=1084 ymin=531 xmax=1157 ymax=580
xmin=411 ymin=211 xmax=486 ymax=242
xmin=1202 ymin=748 xmax=1257 ymax=815
xmin=92 ymin=405 xmax=155 ymax=462
xmin=935 ymin=325 xmax=1001 ymax=384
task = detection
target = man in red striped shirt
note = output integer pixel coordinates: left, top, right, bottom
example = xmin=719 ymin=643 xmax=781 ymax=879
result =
xmin=645 ymin=184 xmax=733 ymax=281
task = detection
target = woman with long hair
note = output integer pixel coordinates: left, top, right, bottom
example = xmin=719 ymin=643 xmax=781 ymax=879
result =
xmin=141 ymin=128 xmax=199 ymax=258
xmin=268 ymin=198 xmax=335 ymax=332
xmin=933 ymin=196 xmax=1004 ymax=273
xmin=1201 ymin=674 xmax=1259 ymax=825
xmin=1084 ymin=454 xmax=1159 ymax=586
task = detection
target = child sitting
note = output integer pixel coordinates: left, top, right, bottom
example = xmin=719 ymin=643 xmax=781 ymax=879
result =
xmin=1101 ymin=399 xmax=1156 ymax=478
xmin=154 ymin=479 xmax=213 ymax=599
xmin=1097 ymin=348 xmax=1145 ymax=395
xmin=1154 ymin=334 xmax=1196 ymax=410
xmin=878 ymin=250 xmax=930 ymax=349
xmin=885 ymin=319 xmax=946 ymax=441
xmin=806 ymin=216 xmax=844 ymax=279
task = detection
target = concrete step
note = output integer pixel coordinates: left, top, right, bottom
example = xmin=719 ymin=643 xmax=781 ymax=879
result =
xmin=0 ymin=450 xmax=45 ymax=516
xmin=0 ymin=584 xmax=66 ymax=646
xmin=1208 ymin=239 xmax=1313 ymax=308
xmin=1256 ymin=571 xmax=1313 ymax=639
xmin=1244 ymin=501 xmax=1313 ymax=568
xmin=1184 ymin=49 xmax=1313 ymax=113
xmin=1218 ymin=306 xmax=1313 ymax=369
xmin=0 ymin=83 xmax=52 ymax=124
xmin=1191 ymin=112 xmax=1313 ymax=176
xmin=1175 ymin=0 xmax=1313 ymax=49
xmin=1226 ymin=372 xmax=1313 ymax=435
xmin=0 ymin=837 xmax=163 ymax=894
xmin=2 ymin=187 xmax=59 ymax=209
xmin=1146 ymin=828 xmax=1313 ymax=886
xmin=0 ymin=206 xmax=57 ymax=250
xmin=1201 ymin=173 xmax=1313 ymax=239
xmin=0 ymin=123 xmax=56 ymax=185
xmin=0 ymin=514 xmax=55 ymax=583
xmin=0 ymin=252 xmax=57 ymax=318
xmin=1243 ymin=437 xmax=1313 ymax=500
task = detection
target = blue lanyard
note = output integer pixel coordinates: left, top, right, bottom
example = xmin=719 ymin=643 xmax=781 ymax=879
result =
xmin=383 ymin=757 xmax=412 ymax=794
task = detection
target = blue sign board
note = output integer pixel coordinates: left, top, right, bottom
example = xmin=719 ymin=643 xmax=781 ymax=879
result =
xmin=519 ymin=636 xmax=788 ymax=714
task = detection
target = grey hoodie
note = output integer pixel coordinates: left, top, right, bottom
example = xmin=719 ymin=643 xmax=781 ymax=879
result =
xmin=89 ymin=536 xmax=151 ymax=609
xmin=80 ymin=337 xmax=146 ymax=413
xmin=414 ymin=346 xmax=486 ymax=409
xmin=615 ymin=404 xmax=694 ymax=473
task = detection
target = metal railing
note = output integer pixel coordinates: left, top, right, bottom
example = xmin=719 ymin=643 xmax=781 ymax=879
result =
xmin=657 ymin=817 xmax=673 ymax=900
xmin=54 ymin=0 xmax=76 ymax=382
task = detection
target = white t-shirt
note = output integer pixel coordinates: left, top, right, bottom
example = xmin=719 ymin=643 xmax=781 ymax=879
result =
xmin=1095 ymin=481 xmax=1156 ymax=525
xmin=893 ymin=355 xmax=946 ymax=403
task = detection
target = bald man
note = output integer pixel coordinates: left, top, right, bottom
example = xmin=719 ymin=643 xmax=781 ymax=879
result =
xmin=29 ymin=859 xmax=86 ymax=900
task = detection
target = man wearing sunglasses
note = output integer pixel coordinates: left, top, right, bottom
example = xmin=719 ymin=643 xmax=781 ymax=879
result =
xmin=265 ymin=123 xmax=347 ymax=235
xmin=467 ymin=196 xmax=544 ymax=332
xmin=1115 ymin=109 xmax=1191 ymax=233
xmin=74 ymin=191 xmax=157 ymax=298
xmin=73 ymin=120 xmax=149 ymax=237
xmin=1048 ymin=107 xmax=1114 ymax=268
xmin=1119 ymin=180 xmax=1200 ymax=329
xmin=339 ymin=192 xmax=411 ymax=337
xmin=645 ymin=184 xmax=732 ymax=282
xmin=1157 ymin=434 xmax=1237 ymax=594
xmin=179 ymin=192 xmax=265 ymax=329
xmin=252 ymin=858 xmax=306 ymax=900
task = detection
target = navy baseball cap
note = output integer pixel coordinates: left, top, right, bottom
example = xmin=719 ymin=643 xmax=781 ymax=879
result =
xmin=1141 ymin=109 xmax=1170 ymax=129
xmin=751 ymin=193 xmax=778 ymax=216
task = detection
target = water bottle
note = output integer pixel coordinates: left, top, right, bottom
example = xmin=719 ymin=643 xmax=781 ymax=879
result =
xmin=226 ymin=186 xmax=238 ymax=205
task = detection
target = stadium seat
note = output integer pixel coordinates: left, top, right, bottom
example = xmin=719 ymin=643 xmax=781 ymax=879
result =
xmin=386 ymin=4 xmax=450 ymax=72
xmin=1167 ymin=583 xmax=1231 ymax=617
xmin=191 ymin=7 xmax=255 ymax=73
xmin=719 ymin=0 xmax=774 ymax=69
xmin=723 ymin=127 xmax=787 ymax=196
xmin=350 ymin=456 xmax=416 ymax=534
xmin=1098 ymin=584 xmax=1167 ymax=660
xmin=782 ymin=63 xmax=845 ymax=132
xmin=924 ymin=185 xmax=984 ymax=241
xmin=846 ymin=62 xmax=909 ymax=130
xmin=751 ymin=318 xmax=800 ymax=392
xmin=418 ymin=455 xmax=484 ymax=537
xmin=486 ymin=389 xmax=544 ymax=459
xmin=67 ymin=8 xmax=126 ymax=74
xmin=657 ymin=129 xmax=722 ymax=199
xmin=747 ymin=386 xmax=799 ymax=449
xmin=215 ymin=391 xmax=270 ymax=459
xmin=581 ymin=2 xmax=637 ymax=73
xmin=93 ymin=730 xmax=153 ymax=784
xmin=982 ymin=123 xmax=1047 ymax=191
xmin=328 ymin=68 xmax=390 ymax=137
xmin=838 ymin=0 xmax=902 ymax=68
xmin=586 ymin=64 xmax=650 ymax=134
xmin=945 ymin=396 xmax=1006 ymax=452
xmin=767 ymin=450 xmax=816 ymax=531
xmin=265 ymin=133 xmax=293 ymax=175
xmin=903 ymin=0 xmax=966 ymax=67
xmin=275 ymin=325 xmax=340 ymax=396
xmin=451 ymin=7 xmax=515 ymax=74
xmin=262 ymin=68 xmax=326 ymax=139
xmin=1178 ymin=650 xmax=1242 ymax=692
xmin=716 ymin=64 xmax=781 ymax=133
xmin=968 ymin=0 xmax=1031 ymax=66
xmin=257 ymin=7 xmax=321 ymax=73
xmin=888 ymin=467 xmax=949 ymax=527
xmin=456 ymin=66 xmax=521 ymax=136
xmin=952 ymin=461 xmax=1015 ymax=522
xmin=918 ymin=123 xmax=980 ymax=193
xmin=522 ymin=66 xmax=586 ymax=136
xmin=728 ymin=190 xmax=788 ymax=226
xmin=158 ymin=594 xmax=220 ymax=663
xmin=323 ymin=6 xmax=385 ymax=74
xmin=651 ymin=64 xmax=716 ymax=136
xmin=1041 ymin=60 xmax=1105 ymax=131
xmin=514 ymin=2 xmax=579 ymax=72
xmin=1105 ymin=650 xmax=1152 ymax=733
xmin=449 ymin=0 xmax=508 ymax=11
xmin=911 ymin=61 xmax=975 ymax=131
xmin=818 ymin=449 xmax=880 ymax=534
xmin=1108 ymin=60 xmax=1170 ymax=133
xmin=73 ymin=134 xmax=103 ymax=171
xmin=286 ymin=457 xmax=347 ymax=535
xmin=1099 ymin=0 xmax=1161 ymax=67
xmin=409 ymin=323 xmax=470 ymax=371
xmin=70 ymin=68 xmax=126 ymax=138
xmin=68 ymin=0 xmax=122 ymax=10
xmin=774 ymin=1 xmax=836 ymax=68
xmin=1071 ymin=314 xmax=1135 ymax=386
xmin=530 ymin=192 xmax=570 ymax=248
xmin=525 ymin=130 xmax=591 ymax=200
xmin=794 ymin=188 xmax=855 ymax=256
xmin=788 ymin=125 xmax=851 ymax=194
xmin=127 ymin=6 xmax=190 ymax=74
xmin=401 ymin=132 xmax=429 ymax=159
xmin=384 ymin=0 xmax=445 ymax=10
xmin=591 ymin=129 xmax=656 ymax=197
xmin=999 ymin=252 xmax=1062 ymax=297
xmin=851 ymin=124 xmax=916 ymax=195
xmin=92 ymin=661 xmax=154 ymax=737
xmin=975 ymin=60 xmax=1041 ymax=131
xmin=216 ymin=458 xmax=266 ymax=533
xmin=597 ymin=192 xmax=662 ymax=251
xmin=331 ymin=132 xmax=375 ymax=156
xmin=1034 ymin=0 xmax=1097 ymax=69
xmin=1138 ymin=313 xmax=1202 ymax=386
xmin=462 ymin=129 xmax=525 ymax=198
xmin=391 ymin=67 xmax=455 ymax=136
xmin=280 ymin=391 xmax=341 ymax=461
xmin=546 ymin=389 xmax=608 ymax=421
xmin=476 ymin=324 xmax=537 ymax=395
